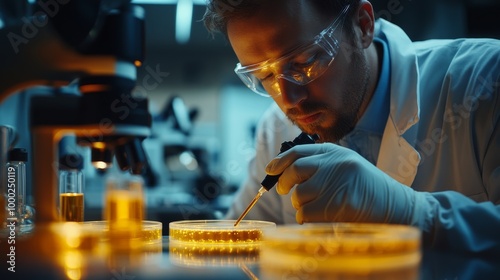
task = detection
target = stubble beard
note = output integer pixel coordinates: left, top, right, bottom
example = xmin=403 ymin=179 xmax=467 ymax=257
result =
xmin=288 ymin=48 xmax=370 ymax=143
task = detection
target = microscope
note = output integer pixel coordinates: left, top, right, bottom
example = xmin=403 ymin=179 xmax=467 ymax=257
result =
xmin=0 ymin=0 xmax=151 ymax=232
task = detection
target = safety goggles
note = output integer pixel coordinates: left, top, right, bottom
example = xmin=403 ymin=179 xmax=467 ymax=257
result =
xmin=234 ymin=5 xmax=351 ymax=97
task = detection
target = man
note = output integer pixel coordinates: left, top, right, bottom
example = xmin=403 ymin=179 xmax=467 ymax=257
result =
xmin=203 ymin=0 xmax=500 ymax=253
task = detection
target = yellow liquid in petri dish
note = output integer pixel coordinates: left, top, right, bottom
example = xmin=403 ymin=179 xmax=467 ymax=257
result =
xmin=169 ymin=220 xmax=275 ymax=244
xmin=169 ymin=220 xmax=275 ymax=267
xmin=60 ymin=193 xmax=84 ymax=222
xmin=260 ymin=223 xmax=422 ymax=279
xmin=140 ymin=222 xmax=162 ymax=244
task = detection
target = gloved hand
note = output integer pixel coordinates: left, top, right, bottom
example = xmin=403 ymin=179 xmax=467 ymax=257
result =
xmin=265 ymin=143 xmax=432 ymax=226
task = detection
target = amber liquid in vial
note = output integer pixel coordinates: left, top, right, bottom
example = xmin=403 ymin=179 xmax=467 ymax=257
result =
xmin=60 ymin=193 xmax=84 ymax=222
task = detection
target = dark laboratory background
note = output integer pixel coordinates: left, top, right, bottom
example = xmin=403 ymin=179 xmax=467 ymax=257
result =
xmin=0 ymin=0 xmax=499 ymax=232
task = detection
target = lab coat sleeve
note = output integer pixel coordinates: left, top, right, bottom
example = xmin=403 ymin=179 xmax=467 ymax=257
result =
xmin=480 ymin=60 xmax=500 ymax=205
xmin=224 ymin=104 xmax=300 ymax=224
xmin=423 ymin=191 xmax=500 ymax=255
xmin=424 ymin=80 xmax=500 ymax=254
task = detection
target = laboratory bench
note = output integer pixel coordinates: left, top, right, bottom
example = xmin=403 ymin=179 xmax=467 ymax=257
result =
xmin=1 ymin=224 xmax=499 ymax=280
xmin=0 ymin=236 xmax=251 ymax=280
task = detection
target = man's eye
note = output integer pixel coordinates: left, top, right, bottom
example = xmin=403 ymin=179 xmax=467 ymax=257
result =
xmin=293 ymin=53 xmax=318 ymax=68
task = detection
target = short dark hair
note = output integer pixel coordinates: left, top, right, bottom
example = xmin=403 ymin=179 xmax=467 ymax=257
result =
xmin=203 ymin=0 xmax=360 ymax=36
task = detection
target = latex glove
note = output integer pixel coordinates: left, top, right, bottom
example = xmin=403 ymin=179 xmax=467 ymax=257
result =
xmin=266 ymin=143 xmax=430 ymax=226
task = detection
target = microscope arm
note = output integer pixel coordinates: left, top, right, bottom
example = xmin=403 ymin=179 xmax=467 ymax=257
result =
xmin=0 ymin=24 xmax=130 ymax=102
xmin=0 ymin=0 xmax=140 ymax=102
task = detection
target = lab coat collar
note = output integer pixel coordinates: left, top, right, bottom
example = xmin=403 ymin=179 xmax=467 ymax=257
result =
xmin=375 ymin=19 xmax=420 ymax=135
xmin=374 ymin=19 xmax=421 ymax=186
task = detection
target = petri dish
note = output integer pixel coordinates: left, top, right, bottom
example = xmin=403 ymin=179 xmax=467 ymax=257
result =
xmin=169 ymin=220 xmax=275 ymax=244
xmin=260 ymin=223 xmax=422 ymax=279
xmin=168 ymin=220 xmax=275 ymax=267
xmin=82 ymin=220 xmax=163 ymax=244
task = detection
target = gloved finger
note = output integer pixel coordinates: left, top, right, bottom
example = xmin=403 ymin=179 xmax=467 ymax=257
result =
xmin=265 ymin=143 xmax=331 ymax=175
xmin=276 ymin=155 xmax=322 ymax=195
xmin=296 ymin=202 xmax=324 ymax=224
xmin=290 ymin=181 xmax=319 ymax=210
xmin=295 ymin=197 xmax=334 ymax=224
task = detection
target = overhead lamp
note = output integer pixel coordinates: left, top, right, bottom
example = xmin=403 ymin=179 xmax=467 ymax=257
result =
xmin=131 ymin=0 xmax=206 ymax=44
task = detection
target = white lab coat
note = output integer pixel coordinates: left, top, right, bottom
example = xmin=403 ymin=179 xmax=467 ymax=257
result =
xmin=225 ymin=19 xmax=500 ymax=253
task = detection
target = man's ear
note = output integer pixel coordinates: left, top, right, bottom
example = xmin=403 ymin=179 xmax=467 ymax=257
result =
xmin=356 ymin=0 xmax=375 ymax=48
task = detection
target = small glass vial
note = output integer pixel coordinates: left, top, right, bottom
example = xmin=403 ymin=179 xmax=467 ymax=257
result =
xmin=6 ymin=148 xmax=34 ymax=234
xmin=59 ymin=154 xmax=84 ymax=222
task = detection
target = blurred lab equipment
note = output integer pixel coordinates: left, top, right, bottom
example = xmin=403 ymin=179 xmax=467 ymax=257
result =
xmin=0 ymin=0 xmax=152 ymax=258
xmin=9 ymin=0 xmax=149 ymax=223
xmin=4 ymin=148 xmax=35 ymax=234
xmin=136 ymin=96 xmax=222 ymax=230
xmin=0 ymin=127 xmax=18 ymax=181
xmin=0 ymin=125 xmax=18 ymax=225
xmin=151 ymin=96 xmax=224 ymax=202
xmin=154 ymin=95 xmax=197 ymax=137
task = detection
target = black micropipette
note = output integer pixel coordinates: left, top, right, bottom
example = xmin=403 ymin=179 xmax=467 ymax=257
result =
xmin=234 ymin=132 xmax=319 ymax=226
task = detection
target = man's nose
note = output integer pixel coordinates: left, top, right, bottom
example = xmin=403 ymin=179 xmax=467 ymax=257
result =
xmin=276 ymin=78 xmax=307 ymax=107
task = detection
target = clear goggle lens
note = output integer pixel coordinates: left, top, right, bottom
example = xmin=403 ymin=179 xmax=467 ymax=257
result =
xmin=234 ymin=5 xmax=350 ymax=97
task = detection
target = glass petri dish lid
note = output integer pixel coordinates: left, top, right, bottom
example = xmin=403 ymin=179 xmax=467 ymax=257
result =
xmin=260 ymin=223 xmax=422 ymax=278
xmin=82 ymin=220 xmax=163 ymax=244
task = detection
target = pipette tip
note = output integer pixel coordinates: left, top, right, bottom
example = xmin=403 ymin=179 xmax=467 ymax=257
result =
xmin=234 ymin=187 xmax=265 ymax=227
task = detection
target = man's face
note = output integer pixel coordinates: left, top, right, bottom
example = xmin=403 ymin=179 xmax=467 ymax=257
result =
xmin=227 ymin=1 xmax=372 ymax=142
